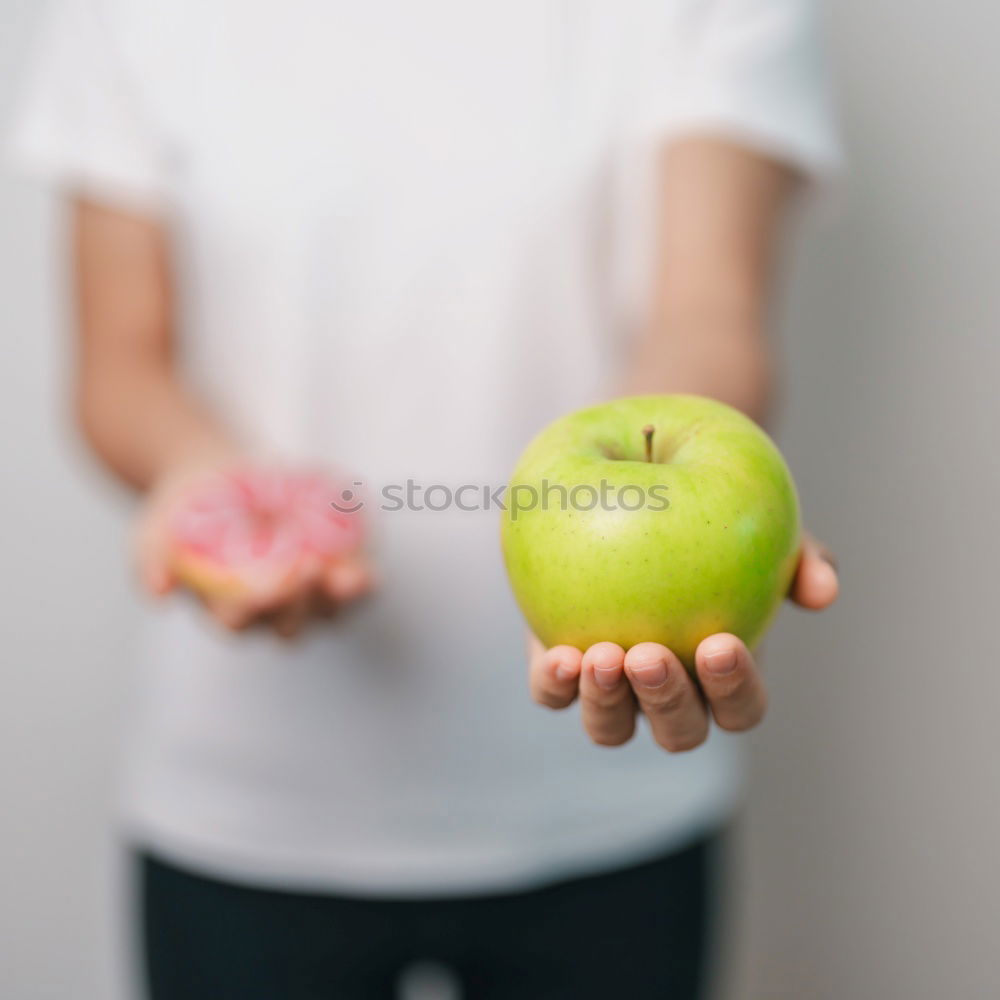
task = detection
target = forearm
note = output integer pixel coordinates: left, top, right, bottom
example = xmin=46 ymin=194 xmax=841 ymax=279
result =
xmin=623 ymin=137 xmax=798 ymax=425
xmin=623 ymin=290 xmax=774 ymax=425
xmin=72 ymin=197 xmax=234 ymax=492
xmin=76 ymin=356 xmax=233 ymax=492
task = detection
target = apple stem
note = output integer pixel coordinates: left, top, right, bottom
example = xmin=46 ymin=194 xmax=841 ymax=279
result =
xmin=642 ymin=424 xmax=655 ymax=463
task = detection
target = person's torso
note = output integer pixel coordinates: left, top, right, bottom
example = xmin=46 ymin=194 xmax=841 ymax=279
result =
xmin=113 ymin=0 xmax=742 ymax=891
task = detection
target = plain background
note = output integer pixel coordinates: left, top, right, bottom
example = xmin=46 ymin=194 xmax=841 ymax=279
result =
xmin=2 ymin=2 xmax=998 ymax=998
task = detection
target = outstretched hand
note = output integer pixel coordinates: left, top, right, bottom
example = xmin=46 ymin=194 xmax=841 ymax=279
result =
xmin=135 ymin=461 xmax=375 ymax=639
xmin=528 ymin=534 xmax=838 ymax=750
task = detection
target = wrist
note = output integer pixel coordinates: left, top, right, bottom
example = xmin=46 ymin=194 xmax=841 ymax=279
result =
xmin=149 ymin=435 xmax=242 ymax=498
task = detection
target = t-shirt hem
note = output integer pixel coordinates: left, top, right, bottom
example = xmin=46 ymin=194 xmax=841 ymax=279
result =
xmin=120 ymin=793 xmax=742 ymax=899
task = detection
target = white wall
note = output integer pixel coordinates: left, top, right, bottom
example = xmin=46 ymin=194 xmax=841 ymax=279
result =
xmin=1 ymin=4 xmax=138 ymax=998
xmin=729 ymin=4 xmax=1000 ymax=997
xmin=2 ymin=3 xmax=998 ymax=999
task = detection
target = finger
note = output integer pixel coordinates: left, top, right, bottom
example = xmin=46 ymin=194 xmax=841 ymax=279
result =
xmin=246 ymin=558 xmax=321 ymax=614
xmin=248 ymin=558 xmax=326 ymax=636
xmin=790 ymin=534 xmax=839 ymax=610
xmin=270 ymin=591 xmax=313 ymax=640
xmin=579 ymin=642 xmax=635 ymax=747
xmin=309 ymin=589 xmax=339 ymax=620
xmin=624 ymin=643 xmax=709 ymax=752
xmin=528 ymin=635 xmax=582 ymax=710
xmin=203 ymin=595 xmax=260 ymax=632
xmin=202 ymin=559 xmax=326 ymax=635
xmin=134 ymin=515 xmax=176 ymax=597
xmin=695 ymin=633 xmax=767 ymax=732
xmin=323 ymin=556 xmax=375 ymax=604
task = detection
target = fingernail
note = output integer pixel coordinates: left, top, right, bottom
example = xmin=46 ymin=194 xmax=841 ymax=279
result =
xmin=816 ymin=561 xmax=838 ymax=590
xmin=630 ymin=659 xmax=668 ymax=688
xmin=704 ymin=649 xmax=737 ymax=676
xmin=555 ymin=661 xmax=577 ymax=681
xmin=593 ymin=665 xmax=620 ymax=690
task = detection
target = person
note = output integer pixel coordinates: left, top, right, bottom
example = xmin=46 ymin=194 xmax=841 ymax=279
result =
xmin=10 ymin=1 xmax=841 ymax=997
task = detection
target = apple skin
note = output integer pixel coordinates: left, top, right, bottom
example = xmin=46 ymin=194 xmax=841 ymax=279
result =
xmin=500 ymin=395 xmax=801 ymax=669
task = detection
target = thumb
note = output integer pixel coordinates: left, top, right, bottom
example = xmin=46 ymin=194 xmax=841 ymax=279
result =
xmin=134 ymin=505 xmax=177 ymax=597
xmin=790 ymin=533 xmax=839 ymax=610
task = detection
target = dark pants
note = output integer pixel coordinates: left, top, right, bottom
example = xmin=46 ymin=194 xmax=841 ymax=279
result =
xmin=138 ymin=833 xmax=719 ymax=1000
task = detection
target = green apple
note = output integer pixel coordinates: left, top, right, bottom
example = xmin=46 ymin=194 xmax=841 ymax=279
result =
xmin=501 ymin=394 xmax=801 ymax=668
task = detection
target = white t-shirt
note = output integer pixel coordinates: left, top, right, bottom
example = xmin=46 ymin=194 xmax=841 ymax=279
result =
xmin=11 ymin=0 xmax=839 ymax=895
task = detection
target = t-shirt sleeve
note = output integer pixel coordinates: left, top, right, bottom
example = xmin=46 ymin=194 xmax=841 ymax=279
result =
xmin=8 ymin=0 xmax=172 ymax=211
xmin=637 ymin=0 xmax=843 ymax=181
